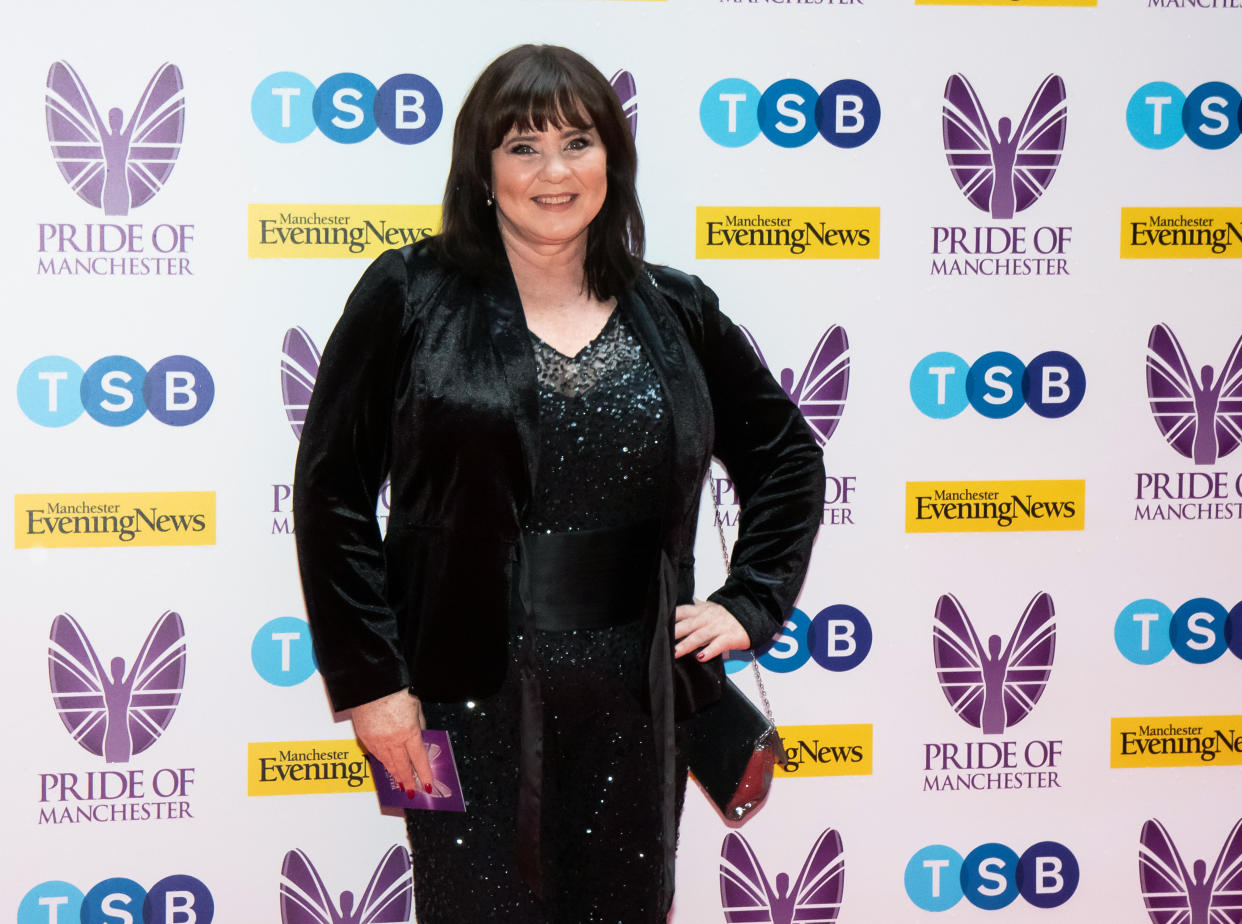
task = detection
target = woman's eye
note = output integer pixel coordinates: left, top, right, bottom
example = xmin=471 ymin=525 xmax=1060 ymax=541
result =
xmin=508 ymin=143 xmax=535 ymax=155
xmin=566 ymin=136 xmax=590 ymax=151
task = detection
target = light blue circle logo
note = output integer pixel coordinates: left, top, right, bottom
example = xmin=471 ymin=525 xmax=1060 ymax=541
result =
xmin=18 ymin=356 xmax=84 ymax=427
xmin=911 ymin=352 xmax=969 ymax=418
xmin=722 ymin=648 xmax=752 ymax=675
xmin=83 ymin=878 xmax=146 ymax=924
xmin=962 ymin=843 xmax=1020 ymax=910
xmin=313 ymin=73 xmax=377 ymax=143
xmin=145 ymin=875 xmax=214 ymax=924
xmin=1024 ymin=351 xmax=1086 ymax=419
xmin=144 ymin=356 xmax=214 ymax=426
xmin=252 ymin=72 xmax=317 ymax=143
xmin=1184 ymin=82 xmax=1242 ymax=150
xmin=1115 ymin=598 xmax=1174 ymax=664
xmin=967 ymin=351 xmax=1025 ymax=419
xmin=18 ymin=881 xmax=84 ymax=924
xmin=756 ymin=608 xmax=812 ymax=673
xmin=82 ymin=355 xmax=147 ymax=427
xmin=700 ymin=79 xmax=761 ymax=147
xmin=758 ymin=79 xmax=819 ymax=148
xmin=252 ymin=617 xmax=318 ymax=686
xmin=1126 ymin=82 xmax=1185 ymax=149
xmin=1171 ymin=597 xmax=1230 ymax=663
xmin=816 ymin=79 xmax=881 ymax=148
xmin=905 ymin=845 xmax=963 ymax=911
xmin=808 ymin=604 xmax=871 ymax=671
xmin=375 ymin=74 xmax=442 ymax=144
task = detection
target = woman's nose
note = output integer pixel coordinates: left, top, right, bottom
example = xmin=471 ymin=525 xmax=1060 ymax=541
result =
xmin=538 ymin=152 xmax=570 ymax=181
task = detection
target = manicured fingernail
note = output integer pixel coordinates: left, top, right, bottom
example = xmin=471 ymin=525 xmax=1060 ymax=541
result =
xmin=696 ymin=651 xmax=707 ymax=661
xmin=424 ymin=783 xmax=433 ymax=793
xmin=406 ymin=789 xmax=416 ymax=798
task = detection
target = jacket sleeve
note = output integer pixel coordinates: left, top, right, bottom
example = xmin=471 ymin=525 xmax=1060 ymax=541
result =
xmin=293 ymin=249 xmax=411 ymax=711
xmin=683 ymin=276 xmax=827 ymax=649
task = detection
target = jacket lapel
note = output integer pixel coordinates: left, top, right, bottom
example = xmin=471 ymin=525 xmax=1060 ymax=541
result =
xmin=624 ymin=277 xmax=714 ymax=531
xmin=482 ymin=271 xmax=540 ymax=500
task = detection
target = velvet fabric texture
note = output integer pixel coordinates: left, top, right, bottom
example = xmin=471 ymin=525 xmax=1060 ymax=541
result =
xmin=292 ymin=239 xmax=825 ymax=908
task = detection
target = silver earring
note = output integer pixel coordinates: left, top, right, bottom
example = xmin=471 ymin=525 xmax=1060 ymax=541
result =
xmin=486 ymin=190 xmax=494 ymax=207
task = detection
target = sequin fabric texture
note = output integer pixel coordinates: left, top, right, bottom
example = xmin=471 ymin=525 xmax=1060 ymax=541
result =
xmin=405 ymin=307 xmax=685 ymax=923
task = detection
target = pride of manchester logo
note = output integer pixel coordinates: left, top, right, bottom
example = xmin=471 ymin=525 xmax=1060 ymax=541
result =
xmin=720 ymin=828 xmax=845 ymax=923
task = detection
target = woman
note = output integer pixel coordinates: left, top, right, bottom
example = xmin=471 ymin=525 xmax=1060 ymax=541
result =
xmin=293 ymin=44 xmax=824 ymax=922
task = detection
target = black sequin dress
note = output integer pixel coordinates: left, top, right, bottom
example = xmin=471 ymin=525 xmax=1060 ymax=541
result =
xmin=406 ymin=307 xmax=688 ymax=923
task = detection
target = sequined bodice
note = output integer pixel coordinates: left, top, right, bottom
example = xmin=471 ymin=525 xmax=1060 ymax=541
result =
xmin=524 ymin=308 xmax=670 ymax=533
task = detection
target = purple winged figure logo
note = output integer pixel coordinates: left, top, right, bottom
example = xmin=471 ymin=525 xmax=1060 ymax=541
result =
xmin=932 ymin=592 xmax=1055 ymax=734
xmin=1146 ymin=323 xmax=1242 ymax=465
xmin=609 ymin=69 xmax=637 ymax=138
xmin=738 ymin=325 xmax=849 ymax=447
xmin=45 ymin=61 xmax=185 ymax=216
xmin=1139 ymin=818 xmax=1242 ymax=924
xmin=48 ymin=611 xmax=186 ymax=763
xmin=942 ymin=74 xmax=1067 ymax=220
xmin=279 ymin=845 xmax=413 ymax=924
xmin=282 ymin=327 xmax=323 ymax=441
xmin=720 ymin=828 xmax=844 ymax=924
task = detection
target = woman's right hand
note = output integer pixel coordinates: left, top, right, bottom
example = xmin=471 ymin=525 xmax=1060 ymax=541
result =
xmin=351 ymin=688 xmax=435 ymax=797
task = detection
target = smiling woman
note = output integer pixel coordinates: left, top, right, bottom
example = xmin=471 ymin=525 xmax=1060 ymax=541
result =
xmin=293 ymin=43 xmax=825 ymax=924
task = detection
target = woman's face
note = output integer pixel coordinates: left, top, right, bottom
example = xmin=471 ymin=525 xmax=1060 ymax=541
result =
xmin=490 ymin=119 xmax=607 ymax=256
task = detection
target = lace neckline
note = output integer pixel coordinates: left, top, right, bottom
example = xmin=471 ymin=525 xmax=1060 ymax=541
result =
xmin=527 ymin=306 xmax=620 ymax=361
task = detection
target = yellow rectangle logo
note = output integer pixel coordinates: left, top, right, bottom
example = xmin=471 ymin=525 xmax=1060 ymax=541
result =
xmin=916 ymin=0 xmax=1094 ymax=5
xmin=1121 ymin=208 xmax=1242 ymax=258
xmin=1111 ymin=716 xmax=1242 ymax=768
xmin=695 ymin=207 xmax=879 ymax=260
xmin=248 ymin=204 xmax=441 ymax=259
xmin=774 ymin=724 xmax=872 ymax=777
xmin=905 ymin=480 xmax=1085 ymax=533
xmin=16 ymin=492 xmax=216 ymax=548
xmin=248 ymin=740 xmax=376 ymax=796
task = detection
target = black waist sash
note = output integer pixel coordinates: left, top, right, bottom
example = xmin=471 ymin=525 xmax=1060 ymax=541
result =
xmin=514 ymin=519 xmax=661 ymax=897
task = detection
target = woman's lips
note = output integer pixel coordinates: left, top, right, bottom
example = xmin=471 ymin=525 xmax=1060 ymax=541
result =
xmin=532 ymin=193 xmax=576 ymax=209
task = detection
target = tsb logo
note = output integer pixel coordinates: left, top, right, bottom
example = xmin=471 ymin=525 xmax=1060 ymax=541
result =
xmin=905 ymin=842 xmax=1078 ymax=911
xmin=252 ymin=617 xmax=318 ymax=686
xmin=910 ymin=350 xmax=1085 ymax=419
xmin=18 ymin=354 xmax=213 ymax=427
xmin=725 ymin=604 xmax=872 ymax=675
xmin=1127 ymin=82 xmax=1242 ymax=149
xmin=18 ymin=875 xmax=213 ymax=924
xmin=1115 ymin=598 xmax=1242 ymax=665
xmin=252 ymin=71 xmax=442 ymax=144
xmin=700 ymin=78 xmax=880 ymax=148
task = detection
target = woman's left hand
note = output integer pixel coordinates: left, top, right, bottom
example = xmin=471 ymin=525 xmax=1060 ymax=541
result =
xmin=674 ymin=599 xmax=749 ymax=661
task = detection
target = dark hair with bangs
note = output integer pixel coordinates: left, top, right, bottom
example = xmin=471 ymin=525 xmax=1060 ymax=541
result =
xmin=434 ymin=45 xmax=643 ymax=301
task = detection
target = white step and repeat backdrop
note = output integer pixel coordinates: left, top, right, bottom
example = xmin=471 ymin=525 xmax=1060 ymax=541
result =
xmin=6 ymin=0 xmax=1242 ymax=921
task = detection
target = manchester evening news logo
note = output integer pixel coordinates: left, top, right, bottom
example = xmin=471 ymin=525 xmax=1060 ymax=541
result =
xmin=695 ymin=207 xmax=879 ymax=260
xmin=39 ymin=612 xmax=195 ymax=826
xmin=248 ymin=740 xmax=374 ymax=796
xmin=40 ymin=61 xmax=194 ymax=277
xmin=922 ymin=593 xmax=1064 ymax=793
xmin=16 ymin=491 xmax=216 ymax=548
xmin=1139 ymin=818 xmax=1242 ymax=922
xmin=933 ymin=74 xmax=1071 ymax=277
xmin=905 ymin=481 xmax=1084 ymax=533
xmin=1112 ymin=716 xmax=1242 ymax=768
xmin=248 ymin=205 xmax=438 ymax=259
xmin=279 ymin=846 xmax=412 ymax=923
xmin=1122 ymin=209 xmax=1242 ymax=259
xmin=720 ymin=828 xmax=844 ymax=923
xmin=774 ymin=725 xmax=872 ymax=778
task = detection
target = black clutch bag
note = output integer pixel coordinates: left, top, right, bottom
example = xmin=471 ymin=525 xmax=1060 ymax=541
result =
xmin=683 ymin=673 xmax=785 ymax=823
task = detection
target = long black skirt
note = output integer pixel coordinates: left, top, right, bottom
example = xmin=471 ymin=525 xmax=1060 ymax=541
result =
xmin=406 ymin=614 xmax=688 ymax=924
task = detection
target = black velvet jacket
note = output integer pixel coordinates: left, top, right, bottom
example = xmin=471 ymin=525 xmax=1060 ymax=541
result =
xmin=293 ymin=241 xmax=825 ymax=715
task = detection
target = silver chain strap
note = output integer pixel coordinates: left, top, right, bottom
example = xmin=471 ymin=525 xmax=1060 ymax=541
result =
xmin=711 ymin=492 xmax=777 ymax=726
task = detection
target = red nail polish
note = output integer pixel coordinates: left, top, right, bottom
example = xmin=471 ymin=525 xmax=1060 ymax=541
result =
xmin=406 ymin=789 xmax=417 ymax=798
xmin=696 ymin=651 xmax=707 ymax=661
xmin=424 ymin=783 xmax=433 ymax=794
